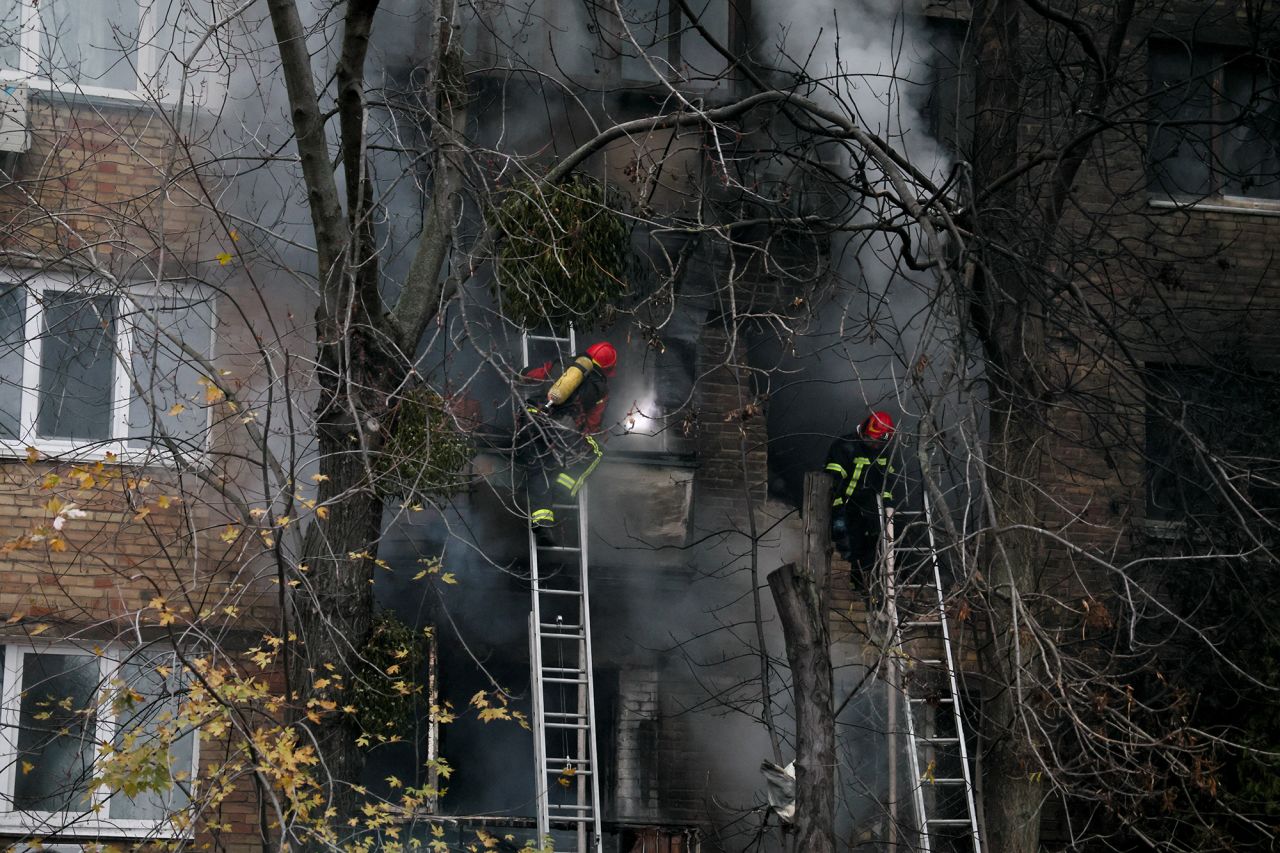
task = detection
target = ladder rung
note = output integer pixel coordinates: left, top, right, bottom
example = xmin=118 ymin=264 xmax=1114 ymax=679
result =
xmin=539 ymin=632 xmax=585 ymax=641
xmin=927 ymin=818 xmax=976 ymax=826
xmin=903 ymin=620 xmax=941 ymax=627
xmin=546 ymin=722 xmax=590 ymax=729
xmin=540 ymin=621 xmax=582 ymax=630
xmin=542 ymin=665 xmax=587 ymax=675
xmin=909 ymin=696 xmax=953 ymax=704
xmin=549 ymin=804 xmax=594 ymax=811
xmin=922 ymin=777 xmax=969 ymax=784
xmin=548 ymin=815 xmax=595 ymax=823
xmin=545 ymin=711 xmax=587 ymax=719
xmin=916 ymin=736 xmax=961 ymax=744
xmin=551 ymin=504 xmax=580 ymax=510
xmin=538 ymin=587 xmax=584 ymax=596
xmin=895 ymin=547 xmax=933 ymax=553
xmin=537 ymin=545 xmax=582 ymax=553
xmin=526 ymin=334 xmax=573 ymax=342
xmin=552 ymin=757 xmax=591 ymax=764
xmin=544 ymin=676 xmax=588 ymax=684
xmin=546 ymin=767 xmax=593 ymax=776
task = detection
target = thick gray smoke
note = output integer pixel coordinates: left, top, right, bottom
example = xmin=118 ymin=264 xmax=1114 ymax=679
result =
xmin=189 ymin=0 xmax=975 ymax=841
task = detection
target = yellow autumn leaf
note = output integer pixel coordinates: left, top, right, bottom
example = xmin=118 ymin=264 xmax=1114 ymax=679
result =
xmin=167 ymin=403 xmax=186 ymax=416
xmin=315 ymin=506 xmax=329 ymax=520
xmin=133 ymin=508 xmax=151 ymax=521
xmin=156 ymin=495 xmax=173 ymax=509
xmin=441 ymin=573 xmax=458 ymax=585
xmin=215 ymin=252 xmax=232 ymax=266
xmin=48 ymin=538 xmax=66 ymax=553
xmin=29 ymin=624 xmax=49 ymax=636
xmin=204 ymin=384 xmax=225 ymax=404
xmin=229 ymin=230 xmax=239 ymax=242
xmin=311 ymin=473 xmax=330 ymax=483
xmin=40 ymin=473 xmax=60 ymax=490
xmin=21 ymin=761 xmax=33 ymax=775
xmin=219 ymin=525 xmax=241 ymax=543
xmin=24 ymin=446 xmax=39 ymax=464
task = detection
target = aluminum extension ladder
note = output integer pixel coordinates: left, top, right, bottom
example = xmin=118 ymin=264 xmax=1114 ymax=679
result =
xmin=881 ymin=491 xmax=982 ymax=853
xmin=522 ymin=328 xmax=603 ymax=853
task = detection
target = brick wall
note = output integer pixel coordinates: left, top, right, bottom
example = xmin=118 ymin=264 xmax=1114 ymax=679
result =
xmin=691 ymin=321 xmax=769 ymax=533
xmin=0 ymin=97 xmax=209 ymax=267
xmin=0 ymin=93 xmax=267 ymax=851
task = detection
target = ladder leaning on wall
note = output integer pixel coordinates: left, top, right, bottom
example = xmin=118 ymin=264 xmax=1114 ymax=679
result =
xmin=521 ymin=327 xmax=604 ymax=853
xmin=881 ymin=489 xmax=982 ymax=853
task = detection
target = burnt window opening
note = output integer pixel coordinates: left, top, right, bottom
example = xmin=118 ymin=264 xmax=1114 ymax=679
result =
xmin=1144 ymin=364 xmax=1280 ymax=526
xmin=918 ymin=17 xmax=976 ymax=160
xmin=1148 ymin=39 xmax=1280 ymax=202
xmin=464 ymin=0 xmax=741 ymax=93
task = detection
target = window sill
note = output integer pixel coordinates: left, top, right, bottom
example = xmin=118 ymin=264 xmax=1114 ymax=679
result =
xmin=0 ymin=812 xmax=191 ymax=840
xmin=1133 ymin=517 xmax=1185 ymax=540
xmin=605 ymin=449 xmax=698 ymax=468
xmin=1148 ymin=195 xmax=1280 ymax=218
xmin=0 ymin=439 xmax=198 ymax=468
xmin=0 ymin=73 xmax=182 ymax=109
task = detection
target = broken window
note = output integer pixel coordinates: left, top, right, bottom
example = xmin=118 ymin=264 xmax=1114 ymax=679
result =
xmin=1148 ymin=40 xmax=1280 ymax=202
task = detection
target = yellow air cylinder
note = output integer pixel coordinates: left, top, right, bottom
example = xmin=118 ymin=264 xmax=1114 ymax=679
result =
xmin=547 ymin=356 xmax=596 ymax=406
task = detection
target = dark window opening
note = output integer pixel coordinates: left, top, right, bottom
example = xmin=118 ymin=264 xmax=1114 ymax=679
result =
xmin=1144 ymin=363 xmax=1280 ymax=524
xmin=919 ymin=17 xmax=975 ymax=159
xmin=1148 ymin=39 xmax=1280 ymax=201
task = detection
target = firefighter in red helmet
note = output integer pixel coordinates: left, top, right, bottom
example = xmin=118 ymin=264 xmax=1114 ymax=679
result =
xmin=518 ymin=342 xmax=617 ymax=532
xmin=824 ymin=410 xmax=896 ymax=591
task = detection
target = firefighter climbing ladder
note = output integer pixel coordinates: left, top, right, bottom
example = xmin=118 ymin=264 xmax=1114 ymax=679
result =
xmin=881 ymin=491 xmax=982 ymax=853
xmin=522 ymin=328 xmax=604 ymax=853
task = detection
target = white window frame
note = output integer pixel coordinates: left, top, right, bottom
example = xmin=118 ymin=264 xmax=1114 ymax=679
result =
xmin=0 ymin=0 xmax=164 ymax=102
xmin=0 ymin=642 xmax=198 ymax=838
xmin=0 ymin=271 xmax=216 ymax=464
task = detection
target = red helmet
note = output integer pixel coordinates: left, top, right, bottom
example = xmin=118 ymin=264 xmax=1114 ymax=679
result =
xmin=862 ymin=411 xmax=894 ymax=440
xmin=586 ymin=342 xmax=617 ymax=373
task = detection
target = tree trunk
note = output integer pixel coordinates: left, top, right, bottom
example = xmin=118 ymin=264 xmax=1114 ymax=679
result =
xmin=768 ymin=474 xmax=835 ymax=853
xmin=979 ymin=395 xmax=1049 ymax=853
xmin=968 ymin=0 xmax=1050 ymax=849
xmin=288 ymin=328 xmax=402 ymax=843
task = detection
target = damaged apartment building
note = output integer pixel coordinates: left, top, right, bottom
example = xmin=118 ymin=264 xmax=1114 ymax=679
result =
xmin=0 ymin=0 xmax=1274 ymax=852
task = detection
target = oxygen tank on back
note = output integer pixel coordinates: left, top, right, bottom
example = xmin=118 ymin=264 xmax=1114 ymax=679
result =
xmin=546 ymin=355 xmax=596 ymax=406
